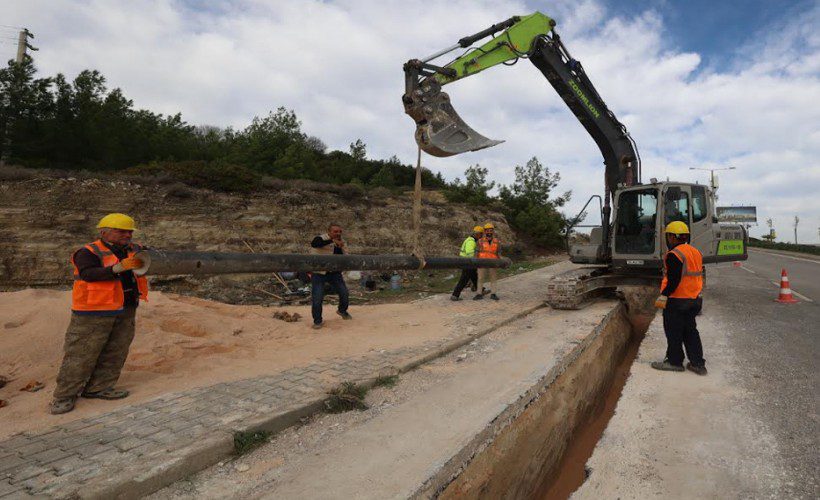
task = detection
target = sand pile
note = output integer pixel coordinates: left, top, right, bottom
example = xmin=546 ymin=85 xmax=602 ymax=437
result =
xmin=0 ymin=288 xmax=452 ymax=438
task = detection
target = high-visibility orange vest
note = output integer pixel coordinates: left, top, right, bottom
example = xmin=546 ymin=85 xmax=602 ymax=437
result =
xmin=477 ymin=237 xmax=500 ymax=259
xmin=660 ymin=243 xmax=703 ymax=299
xmin=71 ymin=240 xmax=149 ymax=313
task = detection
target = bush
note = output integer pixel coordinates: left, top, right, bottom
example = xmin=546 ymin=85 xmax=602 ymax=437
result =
xmin=127 ymin=160 xmax=260 ymax=192
xmin=0 ymin=165 xmax=36 ymax=181
xmin=748 ymin=238 xmax=820 ymax=256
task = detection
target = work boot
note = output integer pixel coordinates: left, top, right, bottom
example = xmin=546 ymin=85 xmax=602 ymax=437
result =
xmin=312 ymin=321 xmax=323 ymax=330
xmin=473 ymin=294 xmax=484 ymax=300
xmin=450 ymin=295 xmax=461 ymax=301
xmin=336 ymin=311 xmax=352 ymax=320
xmin=470 ymin=284 xmax=477 ymax=292
xmin=81 ymin=388 xmax=129 ymax=400
xmin=490 ymin=293 xmax=499 ymax=301
xmin=686 ymin=363 xmax=708 ymax=376
xmin=650 ymin=360 xmax=685 ymax=372
xmin=49 ymin=397 xmax=76 ymax=415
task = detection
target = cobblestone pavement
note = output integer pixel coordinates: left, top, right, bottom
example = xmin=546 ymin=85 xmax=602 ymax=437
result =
xmin=0 ymin=262 xmax=571 ymax=499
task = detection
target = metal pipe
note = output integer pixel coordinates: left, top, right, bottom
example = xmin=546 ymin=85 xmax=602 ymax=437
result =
xmin=139 ymin=249 xmax=511 ymax=276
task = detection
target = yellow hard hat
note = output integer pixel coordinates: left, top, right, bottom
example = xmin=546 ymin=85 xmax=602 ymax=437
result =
xmin=473 ymin=225 xmax=485 ymax=233
xmin=665 ymin=221 xmax=689 ymax=234
xmin=483 ymin=222 xmax=495 ymax=229
xmin=97 ymin=213 xmax=136 ymax=231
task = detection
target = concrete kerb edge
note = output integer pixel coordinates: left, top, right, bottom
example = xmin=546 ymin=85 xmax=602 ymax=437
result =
xmin=76 ymin=432 xmax=234 ymax=500
xmin=411 ymin=302 xmax=626 ymax=499
xmin=62 ymin=300 xmax=552 ymax=499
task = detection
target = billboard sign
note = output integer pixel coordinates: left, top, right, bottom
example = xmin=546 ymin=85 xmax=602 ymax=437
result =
xmin=716 ymin=206 xmax=757 ymax=223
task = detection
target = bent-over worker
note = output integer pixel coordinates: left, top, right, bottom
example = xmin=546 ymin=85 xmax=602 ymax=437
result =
xmin=474 ymin=222 xmax=501 ymax=301
xmin=50 ymin=213 xmax=148 ymax=415
xmin=310 ymin=223 xmax=352 ymax=329
xmin=450 ymin=225 xmax=483 ymax=301
xmin=652 ymin=221 xmax=707 ymax=375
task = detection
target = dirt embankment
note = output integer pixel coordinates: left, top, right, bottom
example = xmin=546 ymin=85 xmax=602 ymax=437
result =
xmin=0 ymin=175 xmax=517 ymax=286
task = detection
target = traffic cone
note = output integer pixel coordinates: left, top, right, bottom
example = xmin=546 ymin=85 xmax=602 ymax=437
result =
xmin=775 ymin=268 xmax=799 ymax=303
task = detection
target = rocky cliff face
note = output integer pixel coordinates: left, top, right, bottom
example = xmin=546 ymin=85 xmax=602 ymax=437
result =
xmin=0 ymin=176 xmax=515 ymax=285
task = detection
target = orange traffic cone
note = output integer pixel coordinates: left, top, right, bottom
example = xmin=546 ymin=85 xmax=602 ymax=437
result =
xmin=775 ymin=268 xmax=799 ymax=303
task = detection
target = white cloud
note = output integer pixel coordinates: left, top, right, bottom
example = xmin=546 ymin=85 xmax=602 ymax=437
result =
xmin=1 ymin=0 xmax=818 ymax=242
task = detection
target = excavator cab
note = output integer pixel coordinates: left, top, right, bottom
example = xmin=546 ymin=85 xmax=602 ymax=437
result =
xmin=571 ymin=182 xmax=748 ymax=270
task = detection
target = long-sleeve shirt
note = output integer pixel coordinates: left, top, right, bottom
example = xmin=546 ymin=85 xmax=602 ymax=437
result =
xmin=73 ymin=242 xmax=139 ymax=307
xmin=660 ymin=252 xmax=683 ymax=297
xmin=310 ymin=236 xmax=344 ymax=255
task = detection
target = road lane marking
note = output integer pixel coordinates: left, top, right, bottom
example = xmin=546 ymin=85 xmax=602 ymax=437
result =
xmin=740 ymin=267 xmax=756 ymax=274
xmin=769 ymin=281 xmax=814 ymax=302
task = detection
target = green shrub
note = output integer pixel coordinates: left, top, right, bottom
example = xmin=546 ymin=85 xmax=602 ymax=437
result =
xmin=128 ymin=160 xmax=260 ymax=192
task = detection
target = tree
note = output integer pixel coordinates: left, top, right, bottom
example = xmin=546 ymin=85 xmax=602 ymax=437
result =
xmin=445 ymin=164 xmax=496 ymax=205
xmin=499 ymin=156 xmax=570 ymax=248
xmin=349 ymin=139 xmax=366 ymax=160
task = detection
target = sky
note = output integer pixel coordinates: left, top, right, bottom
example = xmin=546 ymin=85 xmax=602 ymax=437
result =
xmin=1 ymin=0 xmax=818 ymax=243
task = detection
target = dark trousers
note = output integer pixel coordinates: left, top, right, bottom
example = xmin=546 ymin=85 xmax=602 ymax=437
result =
xmin=311 ymin=272 xmax=349 ymax=324
xmin=662 ymin=298 xmax=705 ymax=367
xmin=452 ymin=269 xmax=478 ymax=297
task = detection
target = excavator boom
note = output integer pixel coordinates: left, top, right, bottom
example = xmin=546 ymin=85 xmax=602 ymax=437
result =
xmin=402 ymin=11 xmax=640 ymax=197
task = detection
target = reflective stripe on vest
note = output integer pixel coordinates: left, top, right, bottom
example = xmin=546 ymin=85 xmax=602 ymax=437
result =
xmin=660 ymin=243 xmax=703 ymax=299
xmin=71 ymin=240 xmax=149 ymax=312
xmin=477 ymin=237 xmax=499 ymax=259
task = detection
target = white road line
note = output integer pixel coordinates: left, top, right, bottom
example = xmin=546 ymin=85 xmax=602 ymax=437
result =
xmin=770 ymin=281 xmax=814 ymax=302
xmin=740 ymin=266 xmax=756 ymax=274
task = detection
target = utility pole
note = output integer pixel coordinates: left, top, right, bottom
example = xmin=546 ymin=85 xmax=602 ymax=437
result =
xmin=794 ymin=216 xmax=799 ymax=244
xmin=1 ymin=28 xmax=37 ymax=168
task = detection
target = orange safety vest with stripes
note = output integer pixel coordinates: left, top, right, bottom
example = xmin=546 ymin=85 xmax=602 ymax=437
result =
xmin=660 ymin=243 xmax=703 ymax=299
xmin=71 ymin=240 xmax=149 ymax=313
xmin=477 ymin=237 xmax=500 ymax=259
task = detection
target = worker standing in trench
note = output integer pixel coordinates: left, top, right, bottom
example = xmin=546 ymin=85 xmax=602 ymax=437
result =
xmin=450 ymin=225 xmax=484 ymax=301
xmin=50 ymin=213 xmax=148 ymax=414
xmin=652 ymin=221 xmax=707 ymax=375
xmin=309 ymin=223 xmax=352 ymax=329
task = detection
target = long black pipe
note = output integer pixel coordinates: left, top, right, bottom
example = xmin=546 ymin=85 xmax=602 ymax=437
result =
xmin=141 ymin=249 xmax=511 ymax=276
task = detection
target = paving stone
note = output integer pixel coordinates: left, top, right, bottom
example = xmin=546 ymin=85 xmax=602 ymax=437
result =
xmin=0 ymin=479 xmax=26 ymax=498
xmin=49 ymin=454 xmax=89 ymax=477
xmin=55 ymin=433 xmax=101 ymax=451
xmin=28 ymin=447 xmax=72 ymax=467
xmin=7 ymin=463 xmax=52 ymax=485
xmin=0 ymin=455 xmax=28 ymax=475
xmin=72 ymin=442 xmax=111 ymax=460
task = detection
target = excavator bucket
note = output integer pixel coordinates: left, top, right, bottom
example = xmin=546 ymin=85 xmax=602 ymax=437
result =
xmin=404 ymin=79 xmax=503 ymax=157
xmin=414 ymin=91 xmax=503 ymax=157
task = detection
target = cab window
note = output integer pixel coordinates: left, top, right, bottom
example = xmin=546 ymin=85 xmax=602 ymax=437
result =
xmin=615 ymin=189 xmax=657 ymax=255
xmin=691 ymin=186 xmax=707 ymax=222
xmin=664 ymin=189 xmax=689 ymax=226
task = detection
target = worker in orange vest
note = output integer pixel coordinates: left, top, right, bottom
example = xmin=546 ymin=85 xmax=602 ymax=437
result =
xmin=652 ymin=221 xmax=706 ymax=375
xmin=474 ymin=222 xmax=501 ymax=301
xmin=50 ymin=213 xmax=149 ymax=414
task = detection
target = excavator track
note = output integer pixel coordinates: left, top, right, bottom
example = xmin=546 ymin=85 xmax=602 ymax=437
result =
xmin=546 ymin=267 xmax=660 ymax=310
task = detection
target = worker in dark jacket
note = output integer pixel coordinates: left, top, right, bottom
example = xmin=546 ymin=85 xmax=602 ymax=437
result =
xmin=451 ymin=225 xmax=483 ymax=301
xmin=652 ymin=221 xmax=707 ymax=375
xmin=309 ymin=223 xmax=351 ymax=329
xmin=50 ymin=213 xmax=149 ymax=415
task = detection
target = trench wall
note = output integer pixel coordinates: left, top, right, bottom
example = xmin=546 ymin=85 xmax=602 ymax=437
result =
xmin=416 ymin=303 xmax=636 ymax=499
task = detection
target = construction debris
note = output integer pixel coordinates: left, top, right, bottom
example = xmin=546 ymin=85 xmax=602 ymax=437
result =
xmin=273 ymin=311 xmax=302 ymax=323
xmin=19 ymin=381 xmax=45 ymax=392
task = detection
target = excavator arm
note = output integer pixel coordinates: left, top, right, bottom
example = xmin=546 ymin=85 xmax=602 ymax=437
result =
xmin=402 ymin=12 xmax=640 ymax=198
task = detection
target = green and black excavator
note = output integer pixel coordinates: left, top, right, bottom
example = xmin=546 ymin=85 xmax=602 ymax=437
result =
xmin=403 ymin=12 xmax=748 ymax=308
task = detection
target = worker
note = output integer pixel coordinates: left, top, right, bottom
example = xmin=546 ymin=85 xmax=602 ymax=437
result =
xmin=50 ymin=213 xmax=149 ymax=415
xmin=474 ymin=222 xmax=501 ymax=300
xmin=309 ymin=223 xmax=352 ymax=329
xmin=652 ymin=221 xmax=707 ymax=375
xmin=450 ymin=225 xmax=484 ymax=301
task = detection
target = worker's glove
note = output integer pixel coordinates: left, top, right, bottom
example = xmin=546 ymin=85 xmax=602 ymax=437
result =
xmin=654 ymin=295 xmax=668 ymax=309
xmin=112 ymin=257 xmax=144 ymax=274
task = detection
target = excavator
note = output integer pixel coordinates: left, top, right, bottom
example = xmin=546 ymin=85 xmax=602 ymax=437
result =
xmin=403 ymin=12 xmax=748 ymax=308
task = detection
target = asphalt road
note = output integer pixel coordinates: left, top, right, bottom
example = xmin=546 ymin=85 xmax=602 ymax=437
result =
xmin=706 ymin=248 xmax=819 ymax=498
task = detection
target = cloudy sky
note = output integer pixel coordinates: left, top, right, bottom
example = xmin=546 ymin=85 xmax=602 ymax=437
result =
xmin=2 ymin=0 xmax=818 ymax=242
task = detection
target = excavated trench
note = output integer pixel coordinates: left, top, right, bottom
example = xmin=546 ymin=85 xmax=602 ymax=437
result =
xmin=433 ymin=287 xmax=657 ymax=500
